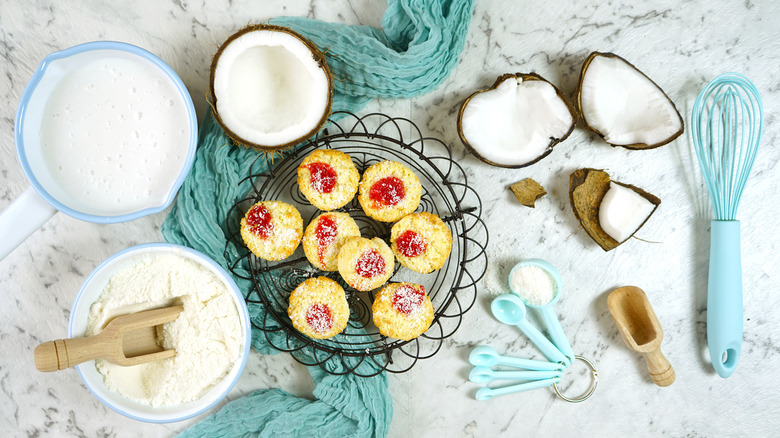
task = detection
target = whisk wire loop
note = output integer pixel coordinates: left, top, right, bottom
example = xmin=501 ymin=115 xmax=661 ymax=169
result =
xmin=691 ymin=73 xmax=763 ymax=220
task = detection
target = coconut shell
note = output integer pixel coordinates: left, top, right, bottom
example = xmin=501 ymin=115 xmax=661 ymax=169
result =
xmin=509 ymin=178 xmax=546 ymax=208
xmin=209 ymin=24 xmax=334 ymax=152
xmin=575 ymin=52 xmax=684 ymax=150
xmin=457 ymin=73 xmax=578 ymax=168
xmin=568 ymin=168 xmax=660 ymax=251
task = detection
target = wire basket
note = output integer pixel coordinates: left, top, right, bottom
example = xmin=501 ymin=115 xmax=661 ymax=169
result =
xmin=224 ymin=112 xmax=488 ymax=377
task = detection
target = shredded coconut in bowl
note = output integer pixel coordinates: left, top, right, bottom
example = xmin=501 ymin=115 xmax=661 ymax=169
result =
xmin=85 ymin=253 xmax=242 ymax=407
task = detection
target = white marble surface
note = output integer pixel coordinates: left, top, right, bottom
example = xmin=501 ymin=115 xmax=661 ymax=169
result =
xmin=2 ymin=0 xmax=779 ymax=436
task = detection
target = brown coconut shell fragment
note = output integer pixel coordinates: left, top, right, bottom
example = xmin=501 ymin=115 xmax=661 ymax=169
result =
xmin=569 ymin=168 xmax=660 ymax=251
xmin=509 ymin=178 xmax=547 ymax=208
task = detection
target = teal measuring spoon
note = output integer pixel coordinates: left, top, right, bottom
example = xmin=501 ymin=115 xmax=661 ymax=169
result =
xmin=475 ymin=377 xmax=561 ymax=401
xmin=469 ymin=346 xmax=564 ymax=371
xmin=491 ymin=294 xmax=568 ymax=365
xmin=469 ymin=366 xmax=562 ymax=383
xmin=509 ymin=259 xmax=575 ymax=365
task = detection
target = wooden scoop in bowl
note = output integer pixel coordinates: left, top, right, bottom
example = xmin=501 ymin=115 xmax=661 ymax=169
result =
xmin=607 ymin=286 xmax=675 ymax=387
xmin=34 ymin=305 xmax=184 ymax=372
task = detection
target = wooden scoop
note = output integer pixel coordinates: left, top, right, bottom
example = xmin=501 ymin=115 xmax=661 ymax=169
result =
xmin=607 ymin=286 xmax=675 ymax=387
xmin=34 ymin=305 xmax=184 ymax=372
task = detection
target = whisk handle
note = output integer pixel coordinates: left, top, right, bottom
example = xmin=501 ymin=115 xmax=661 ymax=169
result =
xmin=707 ymin=220 xmax=743 ymax=378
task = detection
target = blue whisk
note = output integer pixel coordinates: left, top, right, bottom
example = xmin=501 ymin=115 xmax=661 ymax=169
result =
xmin=691 ymin=73 xmax=763 ymax=378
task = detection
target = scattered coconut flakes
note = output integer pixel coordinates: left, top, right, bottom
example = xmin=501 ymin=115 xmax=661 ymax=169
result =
xmin=305 ymin=303 xmax=334 ymax=333
xmin=396 ymin=230 xmax=427 ymax=257
xmin=391 ymin=284 xmax=426 ymax=315
xmin=370 ymin=177 xmax=405 ymax=206
xmin=599 ymin=182 xmax=656 ymax=243
xmin=509 ymin=178 xmax=547 ymax=208
xmin=308 ymin=163 xmax=338 ymax=193
xmin=355 ymin=249 xmax=386 ymax=278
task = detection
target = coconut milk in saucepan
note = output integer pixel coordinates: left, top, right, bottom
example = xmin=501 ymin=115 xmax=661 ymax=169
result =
xmin=39 ymin=55 xmax=190 ymax=216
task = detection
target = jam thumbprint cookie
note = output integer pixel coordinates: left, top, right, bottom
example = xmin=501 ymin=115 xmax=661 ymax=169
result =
xmin=297 ymin=149 xmax=360 ymax=211
xmin=390 ymin=212 xmax=452 ymax=274
xmin=302 ymin=212 xmax=361 ymax=271
xmin=337 ymin=237 xmax=394 ymax=291
xmin=358 ymin=161 xmax=422 ymax=222
xmin=372 ymin=282 xmax=434 ymax=340
xmin=288 ymin=277 xmax=350 ymax=339
xmin=240 ymin=201 xmax=303 ymax=261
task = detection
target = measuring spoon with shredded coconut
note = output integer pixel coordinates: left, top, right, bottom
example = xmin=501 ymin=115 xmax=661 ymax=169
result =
xmin=509 ymin=259 xmax=575 ymax=366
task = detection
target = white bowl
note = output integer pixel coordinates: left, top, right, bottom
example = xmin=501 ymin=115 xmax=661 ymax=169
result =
xmin=68 ymin=243 xmax=251 ymax=423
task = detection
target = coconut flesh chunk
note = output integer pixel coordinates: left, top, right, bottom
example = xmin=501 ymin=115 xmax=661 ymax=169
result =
xmin=459 ymin=76 xmax=574 ymax=167
xmin=212 ymin=29 xmax=330 ymax=148
xmin=599 ymin=182 xmax=656 ymax=243
xmin=579 ymin=54 xmax=682 ymax=147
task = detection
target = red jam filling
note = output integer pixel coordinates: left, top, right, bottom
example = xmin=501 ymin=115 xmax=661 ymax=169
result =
xmin=245 ymin=204 xmax=274 ymax=238
xmin=369 ymin=176 xmax=405 ymax=206
xmin=396 ymin=230 xmax=427 ymax=257
xmin=355 ymin=249 xmax=386 ymax=278
xmin=392 ymin=284 xmax=425 ymax=314
xmin=307 ymin=162 xmax=337 ymax=194
xmin=306 ymin=303 xmax=334 ymax=333
xmin=315 ymin=215 xmax=338 ymax=265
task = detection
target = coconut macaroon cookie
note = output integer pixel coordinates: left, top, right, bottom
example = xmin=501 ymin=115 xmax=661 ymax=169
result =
xmin=302 ymin=212 xmax=361 ymax=271
xmin=297 ymin=149 xmax=360 ymax=211
xmin=337 ymin=237 xmax=394 ymax=291
xmin=358 ymin=161 xmax=422 ymax=222
xmin=288 ymin=276 xmax=350 ymax=339
xmin=390 ymin=212 xmax=453 ymax=274
xmin=372 ymin=282 xmax=434 ymax=341
xmin=240 ymin=200 xmax=303 ymax=261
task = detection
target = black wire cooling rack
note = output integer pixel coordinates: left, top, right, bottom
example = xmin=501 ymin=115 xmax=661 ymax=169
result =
xmin=224 ymin=111 xmax=488 ymax=377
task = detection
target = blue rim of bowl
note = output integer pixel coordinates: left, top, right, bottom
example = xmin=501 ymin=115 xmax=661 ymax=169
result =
xmin=14 ymin=41 xmax=198 ymax=223
xmin=67 ymin=242 xmax=251 ymax=423
xmin=508 ymin=258 xmax=563 ymax=307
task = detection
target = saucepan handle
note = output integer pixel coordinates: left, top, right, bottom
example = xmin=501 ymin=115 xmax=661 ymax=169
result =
xmin=0 ymin=187 xmax=57 ymax=261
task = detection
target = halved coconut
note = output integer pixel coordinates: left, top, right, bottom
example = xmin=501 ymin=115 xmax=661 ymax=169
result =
xmin=209 ymin=25 xmax=333 ymax=151
xmin=457 ymin=73 xmax=577 ymax=168
xmin=569 ymin=168 xmax=660 ymax=251
xmin=576 ymin=52 xmax=683 ymax=149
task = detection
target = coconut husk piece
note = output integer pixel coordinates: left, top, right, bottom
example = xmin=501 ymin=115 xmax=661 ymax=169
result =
xmin=569 ymin=168 xmax=660 ymax=251
xmin=509 ymin=178 xmax=546 ymax=208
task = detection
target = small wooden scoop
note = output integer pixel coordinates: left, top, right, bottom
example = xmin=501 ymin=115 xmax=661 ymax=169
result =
xmin=34 ymin=305 xmax=184 ymax=372
xmin=607 ymin=286 xmax=675 ymax=387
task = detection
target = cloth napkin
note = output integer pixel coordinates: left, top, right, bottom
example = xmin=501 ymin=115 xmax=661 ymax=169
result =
xmin=162 ymin=1 xmax=475 ymax=436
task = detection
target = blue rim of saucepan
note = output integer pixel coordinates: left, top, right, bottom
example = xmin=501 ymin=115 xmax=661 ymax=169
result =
xmin=67 ymin=243 xmax=251 ymax=423
xmin=14 ymin=41 xmax=198 ymax=223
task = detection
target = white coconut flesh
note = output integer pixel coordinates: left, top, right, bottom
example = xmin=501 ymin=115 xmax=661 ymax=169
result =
xmin=460 ymin=77 xmax=574 ymax=166
xmin=580 ymin=56 xmax=682 ymax=146
xmin=598 ymin=182 xmax=655 ymax=243
xmin=213 ymin=30 xmax=330 ymax=147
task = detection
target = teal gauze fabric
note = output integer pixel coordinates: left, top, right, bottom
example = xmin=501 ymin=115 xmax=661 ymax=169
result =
xmin=162 ymin=1 xmax=475 ymax=436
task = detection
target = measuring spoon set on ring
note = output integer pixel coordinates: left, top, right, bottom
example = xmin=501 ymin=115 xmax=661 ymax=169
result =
xmin=469 ymin=259 xmax=598 ymax=403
